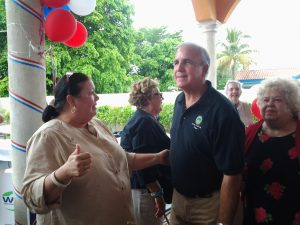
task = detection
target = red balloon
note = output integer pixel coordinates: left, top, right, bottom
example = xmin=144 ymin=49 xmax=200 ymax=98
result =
xmin=64 ymin=21 xmax=88 ymax=48
xmin=42 ymin=0 xmax=70 ymax=8
xmin=251 ymin=98 xmax=262 ymax=120
xmin=45 ymin=9 xmax=77 ymax=43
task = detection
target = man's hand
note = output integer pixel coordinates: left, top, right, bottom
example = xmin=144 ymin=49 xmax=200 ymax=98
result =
xmin=218 ymin=174 xmax=242 ymax=225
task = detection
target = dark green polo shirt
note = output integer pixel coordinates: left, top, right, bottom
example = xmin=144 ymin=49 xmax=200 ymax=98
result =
xmin=170 ymin=81 xmax=244 ymax=197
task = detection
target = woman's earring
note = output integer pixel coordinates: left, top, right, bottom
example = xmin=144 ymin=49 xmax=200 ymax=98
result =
xmin=71 ymin=107 xmax=76 ymax=114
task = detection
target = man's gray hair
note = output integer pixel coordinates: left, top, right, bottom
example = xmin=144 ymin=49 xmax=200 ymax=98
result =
xmin=225 ymin=80 xmax=242 ymax=92
xmin=177 ymin=42 xmax=210 ymax=67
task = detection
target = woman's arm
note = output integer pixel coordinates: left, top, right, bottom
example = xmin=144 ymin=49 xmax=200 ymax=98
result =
xmin=44 ymin=144 xmax=92 ymax=204
xmin=131 ymin=149 xmax=169 ymax=171
xmin=23 ymin=137 xmax=91 ymax=214
xmin=146 ymin=181 xmax=165 ymax=218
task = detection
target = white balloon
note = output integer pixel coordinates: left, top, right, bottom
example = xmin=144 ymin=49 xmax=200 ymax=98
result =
xmin=69 ymin=0 xmax=96 ymax=16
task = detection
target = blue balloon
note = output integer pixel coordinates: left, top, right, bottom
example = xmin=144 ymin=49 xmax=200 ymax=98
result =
xmin=44 ymin=5 xmax=70 ymax=19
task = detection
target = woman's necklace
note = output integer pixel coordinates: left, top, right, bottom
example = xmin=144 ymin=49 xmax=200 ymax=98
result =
xmin=86 ymin=123 xmax=98 ymax=137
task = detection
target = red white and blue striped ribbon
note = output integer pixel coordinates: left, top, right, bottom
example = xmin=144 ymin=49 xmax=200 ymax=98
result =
xmin=11 ymin=0 xmax=43 ymax=22
xmin=14 ymin=185 xmax=23 ymax=200
xmin=8 ymin=54 xmax=46 ymax=72
xmin=9 ymin=90 xmax=44 ymax=114
xmin=11 ymin=140 xmax=27 ymax=153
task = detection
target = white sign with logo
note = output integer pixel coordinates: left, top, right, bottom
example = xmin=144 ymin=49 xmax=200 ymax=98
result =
xmin=0 ymin=169 xmax=14 ymax=225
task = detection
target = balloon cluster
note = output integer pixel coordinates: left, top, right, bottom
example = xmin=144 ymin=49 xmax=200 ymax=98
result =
xmin=43 ymin=0 xmax=96 ymax=48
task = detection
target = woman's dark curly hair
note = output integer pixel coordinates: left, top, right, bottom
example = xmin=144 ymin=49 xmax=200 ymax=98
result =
xmin=42 ymin=72 xmax=89 ymax=122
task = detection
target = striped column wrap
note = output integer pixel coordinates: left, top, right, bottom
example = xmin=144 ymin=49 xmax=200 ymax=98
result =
xmin=5 ymin=0 xmax=45 ymax=224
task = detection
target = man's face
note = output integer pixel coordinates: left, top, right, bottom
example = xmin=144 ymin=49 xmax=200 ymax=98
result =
xmin=173 ymin=46 xmax=207 ymax=91
xmin=226 ymin=83 xmax=241 ymax=104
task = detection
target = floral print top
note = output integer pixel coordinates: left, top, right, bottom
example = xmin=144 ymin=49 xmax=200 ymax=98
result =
xmin=243 ymin=128 xmax=300 ymax=225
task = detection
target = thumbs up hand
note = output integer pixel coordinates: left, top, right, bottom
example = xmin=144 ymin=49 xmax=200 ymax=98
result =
xmin=63 ymin=144 xmax=92 ymax=178
xmin=73 ymin=144 xmax=81 ymax=155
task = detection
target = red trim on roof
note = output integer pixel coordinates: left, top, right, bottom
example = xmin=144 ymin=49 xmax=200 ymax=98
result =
xmin=235 ymin=68 xmax=300 ymax=80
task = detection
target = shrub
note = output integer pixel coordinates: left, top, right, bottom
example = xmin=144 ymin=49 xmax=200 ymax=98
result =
xmin=96 ymin=106 xmax=135 ymax=132
xmin=96 ymin=104 xmax=174 ymax=133
xmin=0 ymin=108 xmax=10 ymax=124
xmin=159 ymin=103 xmax=174 ymax=132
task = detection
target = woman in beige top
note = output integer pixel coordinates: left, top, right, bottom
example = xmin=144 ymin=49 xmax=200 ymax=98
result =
xmin=22 ymin=72 xmax=169 ymax=225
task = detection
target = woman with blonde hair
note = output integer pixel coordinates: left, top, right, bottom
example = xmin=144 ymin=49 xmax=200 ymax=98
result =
xmin=121 ymin=77 xmax=172 ymax=225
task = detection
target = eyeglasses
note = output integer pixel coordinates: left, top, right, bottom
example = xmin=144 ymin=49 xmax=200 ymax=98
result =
xmin=153 ymin=92 xmax=164 ymax=100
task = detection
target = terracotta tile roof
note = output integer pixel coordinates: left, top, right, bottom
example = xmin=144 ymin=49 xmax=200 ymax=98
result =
xmin=235 ymin=68 xmax=300 ymax=80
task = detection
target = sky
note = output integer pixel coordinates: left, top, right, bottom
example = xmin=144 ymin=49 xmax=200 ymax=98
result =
xmin=130 ymin=0 xmax=300 ymax=70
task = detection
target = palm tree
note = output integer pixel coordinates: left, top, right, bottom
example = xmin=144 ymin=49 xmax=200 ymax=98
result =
xmin=217 ymin=28 xmax=255 ymax=79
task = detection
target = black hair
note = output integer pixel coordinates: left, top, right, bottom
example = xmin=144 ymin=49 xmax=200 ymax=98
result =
xmin=42 ymin=72 xmax=90 ymax=122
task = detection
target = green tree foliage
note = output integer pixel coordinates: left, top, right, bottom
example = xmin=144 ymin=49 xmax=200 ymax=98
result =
xmin=0 ymin=0 xmax=6 ymax=56
xmin=217 ymin=28 xmax=255 ymax=80
xmin=1 ymin=1 xmax=184 ymax=96
xmin=216 ymin=67 xmax=232 ymax=90
xmin=0 ymin=0 xmax=8 ymax=96
xmin=45 ymin=0 xmax=136 ymax=94
xmin=133 ymin=27 xmax=183 ymax=91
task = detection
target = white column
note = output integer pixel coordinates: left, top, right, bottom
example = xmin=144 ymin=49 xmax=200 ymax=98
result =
xmin=199 ymin=20 xmax=220 ymax=88
xmin=5 ymin=0 xmax=45 ymax=224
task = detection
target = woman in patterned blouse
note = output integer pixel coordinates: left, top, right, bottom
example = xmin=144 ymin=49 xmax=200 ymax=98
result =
xmin=243 ymin=77 xmax=300 ymax=225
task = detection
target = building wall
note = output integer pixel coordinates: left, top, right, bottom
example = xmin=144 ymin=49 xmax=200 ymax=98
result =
xmin=0 ymin=88 xmax=259 ymax=111
xmin=0 ymin=92 xmax=181 ymax=111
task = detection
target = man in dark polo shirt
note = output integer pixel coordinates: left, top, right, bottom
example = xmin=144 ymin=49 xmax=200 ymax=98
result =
xmin=169 ymin=43 xmax=244 ymax=225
